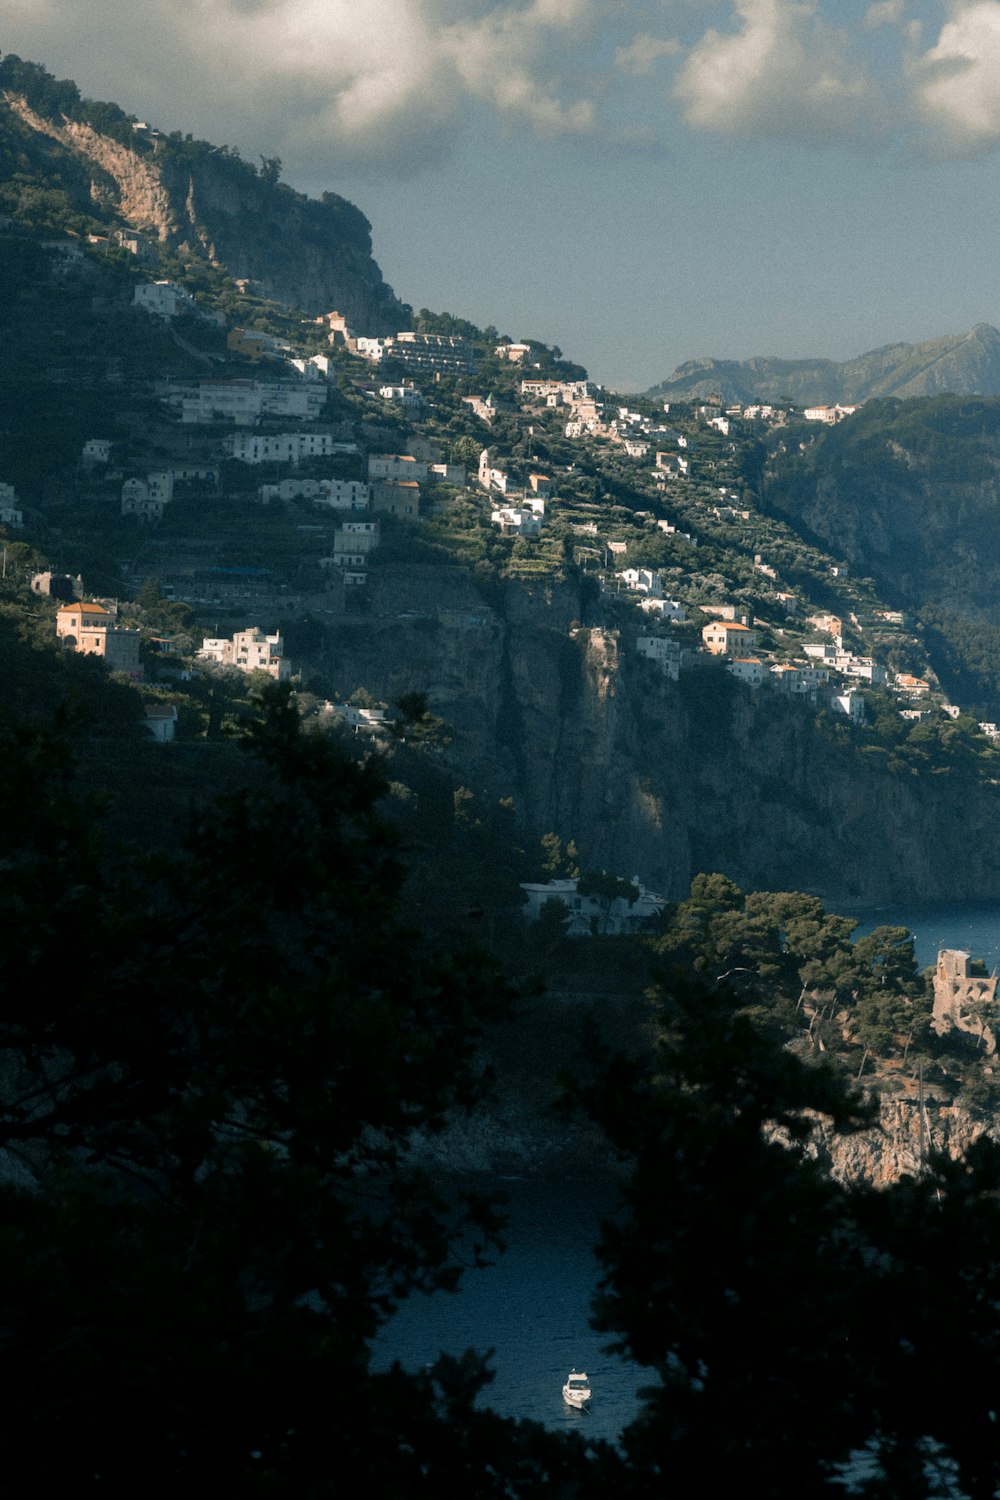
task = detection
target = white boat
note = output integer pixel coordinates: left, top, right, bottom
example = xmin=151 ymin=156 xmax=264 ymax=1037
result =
xmin=562 ymin=1370 xmax=591 ymax=1408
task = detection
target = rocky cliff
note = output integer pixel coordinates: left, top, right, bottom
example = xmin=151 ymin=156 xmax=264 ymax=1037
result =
xmin=320 ymin=563 xmax=1000 ymax=904
xmin=1 ymin=87 xmax=406 ymax=328
xmin=408 ymin=1033 xmax=1000 ymax=1187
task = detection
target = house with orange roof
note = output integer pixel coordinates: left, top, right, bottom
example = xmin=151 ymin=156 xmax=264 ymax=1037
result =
xmin=56 ymin=601 xmax=142 ymax=676
xmin=702 ymin=620 xmax=759 ymax=656
xmin=727 ymin=657 xmax=765 ymax=688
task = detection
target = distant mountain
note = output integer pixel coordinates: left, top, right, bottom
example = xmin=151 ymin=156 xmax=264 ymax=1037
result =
xmin=646 ymin=324 xmax=1000 ymax=406
xmin=0 ymin=55 xmax=406 ymax=329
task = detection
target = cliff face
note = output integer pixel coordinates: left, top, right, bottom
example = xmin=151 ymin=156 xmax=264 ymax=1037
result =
xmin=322 ymin=564 xmax=1000 ymax=904
xmin=409 ymin=1049 xmax=1000 ymax=1186
xmin=808 ymin=1096 xmax=997 ymax=1188
xmin=2 ymin=94 xmax=406 ymax=327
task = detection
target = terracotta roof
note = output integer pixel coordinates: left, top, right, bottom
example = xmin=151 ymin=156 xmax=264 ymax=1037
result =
xmin=57 ymin=600 xmax=109 ymax=615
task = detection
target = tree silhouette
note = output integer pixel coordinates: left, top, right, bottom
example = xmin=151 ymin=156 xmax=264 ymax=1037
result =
xmin=576 ymin=972 xmax=1000 ymax=1499
xmin=0 ymin=685 xmax=575 ymax=1493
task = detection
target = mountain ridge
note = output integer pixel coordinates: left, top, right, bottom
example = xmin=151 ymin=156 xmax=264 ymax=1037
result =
xmin=647 ymin=323 xmax=1000 ymax=406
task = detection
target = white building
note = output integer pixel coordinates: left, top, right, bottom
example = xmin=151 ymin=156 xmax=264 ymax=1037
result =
xmin=134 ymin=280 xmax=197 ymax=319
xmin=198 ymin=628 xmax=292 ymax=680
xmin=288 ymin=355 xmax=332 ymax=380
xmin=368 ymin=454 xmax=428 ymax=482
xmin=833 ymin=652 xmax=886 ymax=687
xmin=803 ymin=404 xmax=858 ymax=424
xmin=617 ymin=568 xmax=663 ymax=597
xmin=378 ymin=384 xmax=423 ymax=408
xmin=832 ymin=690 xmax=866 ymax=722
xmin=803 ymin=642 xmax=838 ymax=662
xmin=143 ymin=704 xmax=178 ymax=743
xmin=315 ymin=479 xmax=370 ymax=511
xmin=325 ymin=703 xmax=391 ymax=735
xmin=770 ymin=664 xmax=829 ymax=694
xmin=638 ymin=597 xmax=686 ymax=622
xmin=392 ymin=331 xmax=477 ymax=374
xmin=353 ymin=337 xmax=388 ymax=361
xmin=332 ymin=520 xmax=379 ymax=568
xmin=636 ymin=635 xmax=681 ymax=680
xmin=226 ymin=431 xmax=351 ymax=464
xmin=727 ymin=657 xmax=766 ymax=688
xmin=258 ymin=477 xmax=369 ymax=509
xmin=478 ymin=448 xmax=510 ymax=493
xmin=174 ymin=380 xmax=326 ymax=425
xmin=491 ymin=506 xmax=542 ymax=535
xmin=122 ymin=473 xmax=173 ymax=521
xmin=519 ymin=876 xmax=667 ymax=937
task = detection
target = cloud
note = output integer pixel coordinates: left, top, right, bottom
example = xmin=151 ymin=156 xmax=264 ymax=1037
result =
xmin=21 ymin=0 xmax=1000 ymax=169
xmin=1 ymin=0 xmax=601 ymax=173
xmin=673 ymin=0 xmax=888 ymax=143
xmin=913 ymin=2 xmax=1000 ymax=154
xmin=615 ymin=34 xmax=682 ymax=78
xmin=442 ymin=0 xmax=599 ymax=137
xmin=863 ymin=0 xmax=905 ymax=29
xmin=863 ymin=0 xmax=905 ymax=28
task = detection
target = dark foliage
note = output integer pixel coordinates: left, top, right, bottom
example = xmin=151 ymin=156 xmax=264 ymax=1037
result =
xmin=0 ymin=685 xmax=607 ymax=1494
xmin=576 ymin=974 xmax=1000 ymax=1499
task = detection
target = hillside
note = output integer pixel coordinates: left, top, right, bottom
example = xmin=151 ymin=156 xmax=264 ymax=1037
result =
xmin=646 ymin=323 xmax=1000 ymax=406
xmin=9 ymin=56 xmax=1000 ymax=910
xmin=0 ymin=55 xmax=406 ymax=327
xmin=761 ymin=396 xmax=1000 ymax=712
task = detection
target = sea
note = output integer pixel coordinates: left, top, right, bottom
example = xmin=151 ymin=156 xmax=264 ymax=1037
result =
xmin=846 ymin=899 xmax=1000 ymax=973
xmin=375 ymin=902 xmax=1000 ymax=1442
xmin=373 ymin=1174 xmax=645 ymax=1444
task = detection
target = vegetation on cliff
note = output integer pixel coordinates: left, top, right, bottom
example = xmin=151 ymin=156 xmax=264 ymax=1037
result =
xmin=0 ymin=54 xmax=406 ymax=324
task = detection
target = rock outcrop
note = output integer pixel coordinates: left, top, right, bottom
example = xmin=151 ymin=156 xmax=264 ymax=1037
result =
xmin=409 ymin=1054 xmax=1000 ymax=1188
xmin=2 ymin=92 xmax=406 ymax=328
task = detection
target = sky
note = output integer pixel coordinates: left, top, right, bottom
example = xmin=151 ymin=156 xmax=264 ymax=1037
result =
xmin=6 ymin=0 xmax=1000 ymax=390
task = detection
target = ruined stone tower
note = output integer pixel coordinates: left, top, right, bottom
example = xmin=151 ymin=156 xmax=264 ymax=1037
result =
xmin=931 ymin=949 xmax=999 ymax=1054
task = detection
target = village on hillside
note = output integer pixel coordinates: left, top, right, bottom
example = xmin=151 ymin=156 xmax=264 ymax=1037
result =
xmin=12 ymin=253 xmax=988 ymax=763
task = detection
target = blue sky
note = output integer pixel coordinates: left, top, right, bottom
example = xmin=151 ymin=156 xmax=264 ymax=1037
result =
xmin=6 ymin=1 xmax=1000 ymax=389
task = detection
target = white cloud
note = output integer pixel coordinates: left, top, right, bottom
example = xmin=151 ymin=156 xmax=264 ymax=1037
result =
xmin=1 ymin=0 xmax=601 ymax=172
xmin=863 ymin=0 xmax=905 ymax=29
xmin=673 ymin=0 xmax=887 ymax=142
xmin=913 ymin=2 xmax=1000 ymax=154
xmin=23 ymin=0 xmax=1000 ymax=168
xmin=615 ymin=34 xmax=682 ymax=78
xmin=442 ymin=0 xmax=599 ymax=137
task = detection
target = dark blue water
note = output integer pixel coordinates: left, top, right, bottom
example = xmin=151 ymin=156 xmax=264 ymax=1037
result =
xmin=377 ymin=904 xmax=1000 ymax=1442
xmin=847 ymin=900 xmax=1000 ymax=972
xmin=373 ymin=1175 xmax=646 ymax=1441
